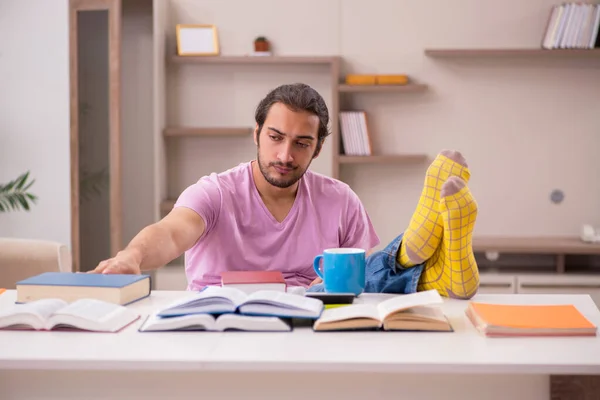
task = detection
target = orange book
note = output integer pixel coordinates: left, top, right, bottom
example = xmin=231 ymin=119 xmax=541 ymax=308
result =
xmin=376 ymin=75 xmax=408 ymax=85
xmin=344 ymin=74 xmax=377 ymax=85
xmin=466 ymin=302 xmax=597 ymax=337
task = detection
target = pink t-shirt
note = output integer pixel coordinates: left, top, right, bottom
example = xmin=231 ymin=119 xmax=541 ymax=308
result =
xmin=174 ymin=161 xmax=380 ymax=290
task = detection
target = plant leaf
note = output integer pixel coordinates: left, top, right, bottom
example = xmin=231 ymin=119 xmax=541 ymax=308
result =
xmin=0 ymin=171 xmax=37 ymax=212
xmin=16 ymin=172 xmax=28 ymax=190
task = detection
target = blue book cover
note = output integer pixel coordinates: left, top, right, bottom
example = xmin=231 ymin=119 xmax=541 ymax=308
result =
xmin=16 ymin=272 xmax=152 ymax=306
xmin=17 ymin=272 xmax=150 ymax=288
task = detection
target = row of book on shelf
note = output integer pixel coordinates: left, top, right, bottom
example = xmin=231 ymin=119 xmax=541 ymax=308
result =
xmin=339 ymin=111 xmax=373 ymax=156
xmin=0 ymin=271 xmax=597 ymax=337
xmin=542 ymin=2 xmax=600 ymax=49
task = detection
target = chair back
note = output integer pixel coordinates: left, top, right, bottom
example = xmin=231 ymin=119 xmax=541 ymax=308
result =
xmin=0 ymin=238 xmax=72 ymax=289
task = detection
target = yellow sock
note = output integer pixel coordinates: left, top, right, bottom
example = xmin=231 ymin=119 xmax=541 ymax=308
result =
xmin=398 ymin=150 xmax=471 ymax=266
xmin=417 ymin=176 xmax=479 ymax=299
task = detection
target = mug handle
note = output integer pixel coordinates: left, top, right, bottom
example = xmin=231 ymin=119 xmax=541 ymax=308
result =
xmin=313 ymin=255 xmax=324 ymax=279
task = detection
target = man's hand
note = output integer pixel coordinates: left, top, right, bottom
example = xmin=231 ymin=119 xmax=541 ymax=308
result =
xmin=309 ymin=277 xmax=322 ymax=287
xmin=88 ymin=250 xmax=142 ymax=275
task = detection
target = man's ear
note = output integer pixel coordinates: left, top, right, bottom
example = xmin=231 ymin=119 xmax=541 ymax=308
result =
xmin=253 ymin=124 xmax=259 ymax=146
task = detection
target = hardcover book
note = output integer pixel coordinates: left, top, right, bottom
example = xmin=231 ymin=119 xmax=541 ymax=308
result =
xmin=16 ymin=272 xmax=151 ymax=305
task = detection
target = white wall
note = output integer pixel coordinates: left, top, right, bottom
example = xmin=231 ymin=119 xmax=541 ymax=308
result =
xmin=162 ymin=0 xmax=600 ymax=250
xmin=0 ymin=0 xmax=70 ymax=245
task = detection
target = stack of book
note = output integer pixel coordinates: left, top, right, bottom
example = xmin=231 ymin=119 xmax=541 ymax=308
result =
xmin=542 ymin=2 xmax=600 ymax=49
xmin=0 ymin=272 xmax=150 ymax=332
xmin=339 ymin=111 xmax=372 ymax=156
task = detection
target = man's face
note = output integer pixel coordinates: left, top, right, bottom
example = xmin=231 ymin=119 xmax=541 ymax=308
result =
xmin=254 ymin=102 xmax=321 ymax=189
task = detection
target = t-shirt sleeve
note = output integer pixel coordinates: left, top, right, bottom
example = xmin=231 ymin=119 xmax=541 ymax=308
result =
xmin=340 ymin=188 xmax=380 ymax=250
xmin=173 ymin=175 xmax=221 ymax=236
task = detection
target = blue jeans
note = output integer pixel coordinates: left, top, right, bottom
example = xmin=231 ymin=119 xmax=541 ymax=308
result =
xmin=306 ymin=233 xmax=425 ymax=294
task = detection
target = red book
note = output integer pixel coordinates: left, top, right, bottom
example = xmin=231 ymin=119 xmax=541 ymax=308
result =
xmin=220 ymin=271 xmax=287 ymax=294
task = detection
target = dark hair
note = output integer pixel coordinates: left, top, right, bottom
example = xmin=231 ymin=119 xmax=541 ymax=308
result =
xmin=254 ymin=83 xmax=330 ymax=154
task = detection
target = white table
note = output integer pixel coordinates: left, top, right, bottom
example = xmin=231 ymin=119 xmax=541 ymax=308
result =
xmin=1 ymin=290 xmax=599 ymax=400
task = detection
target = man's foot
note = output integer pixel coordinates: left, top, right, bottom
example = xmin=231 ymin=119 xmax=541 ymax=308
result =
xmin=417 ymin=176 xmax=479 ymax=299
xmin=398 ymin=150 xmax=471 ymax=266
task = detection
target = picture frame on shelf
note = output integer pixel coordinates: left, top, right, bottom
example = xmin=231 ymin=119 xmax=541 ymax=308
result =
xmin=176 ymin=24 xmax=219 ymax=56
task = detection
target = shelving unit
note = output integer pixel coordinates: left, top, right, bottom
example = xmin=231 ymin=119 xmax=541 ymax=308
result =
xmin=169 ymin=55 xmax=338 ymax=65
xmin=473 ymin=236 xmax=600 ymax=305
xmin=163 ymin=127 xmax=252 ymax=137
xmin=154 ymin=34 xmax=599 ymax=297
xmin=337 ymin=154 xmax=428 ymax=164
xmin=335 ymin=74 xmax=430 ymax=180
xmin=424 ymin=48 xmax=600 ymax=58
xmin=473 ymin=236 xmax=600 ymax=255
xmin=473 ymin=236 xmax=600 ymax=274
xmin=158 ymin=52 xmax=431 ymax=212
xmin=338 ymin=83 xmax=428 ymax=93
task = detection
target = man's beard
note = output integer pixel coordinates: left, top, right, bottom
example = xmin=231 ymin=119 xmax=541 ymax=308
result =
xmin=257 ymin=152 xmax=308 ymax=189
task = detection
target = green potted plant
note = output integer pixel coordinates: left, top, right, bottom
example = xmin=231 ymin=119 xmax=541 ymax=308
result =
xmin=0 ymin=171 xmax=37 ymax=212
xmin=254 ymin=36 xmax=270 ymax=52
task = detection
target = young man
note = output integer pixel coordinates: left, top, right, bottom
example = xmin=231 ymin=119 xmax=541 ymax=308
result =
xmin=91 ymin=83 xmax=479 ymax=299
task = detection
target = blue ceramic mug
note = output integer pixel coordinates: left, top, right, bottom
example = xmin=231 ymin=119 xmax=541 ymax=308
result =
xmin=313 ymin=248 xmax=366 ymax=295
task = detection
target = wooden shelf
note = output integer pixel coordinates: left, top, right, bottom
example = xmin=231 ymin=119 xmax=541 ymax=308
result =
xmin=424 ymin=48 xmax=600 ymax=58
xmin=472 ymin=236 xmax=600 ymax=255
xmin=338 ymin=83 xmax=428 ymax=93
xmin=338 ymin=154 xmax=428 ymax=164
xmin=163 ymin=127 xmax=253 ymax=137
xmin=170 ymin=55 xmax=338 ymax=65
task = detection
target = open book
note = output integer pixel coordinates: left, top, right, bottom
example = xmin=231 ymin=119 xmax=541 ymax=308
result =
xmin=139 ymin=312 xmax=292 ymax=332
xmin=313 ymin=289 xmax=451 ymax=331
xmin=0 ymin=298 xmax=140 ymax=332
xmin=156 ymin=286 xmax=324 ymax=319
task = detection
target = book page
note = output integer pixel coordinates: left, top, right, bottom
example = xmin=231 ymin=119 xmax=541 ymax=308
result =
xmin=139 ymin=313 xmax=216 ymax=331
xmin=52 ymin=299 xmax=126 ymax=322
xmin=156 ymin=286 xmax=247 ymax=316
xmin=0 ymin=299 xmax=67 ymax=320
xmin=200 ymin=286 xmax=248 ymax=306
xmin=215 ymin=314 xmax=291 ymax=332
xmin=386 ymin=306 xmax=448 ymax=322
xmin=314 ymin=304 xmax=380 ymax=324
xmin=244 ymin=290 xmax=323 ymax=313
xmin=0 ymin=299 xmax=68 ymax=330
xmin=48 ymin=299 xmax=139 ymax=332
xmin=376 ymin=290 xmax=444 ymax=321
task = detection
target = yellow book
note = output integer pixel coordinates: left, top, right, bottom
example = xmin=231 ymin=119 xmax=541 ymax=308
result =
xmin=345 ymin=74 xmax=377 ymax=85
xmin=376 ymin=75 xmax=408 ymax=85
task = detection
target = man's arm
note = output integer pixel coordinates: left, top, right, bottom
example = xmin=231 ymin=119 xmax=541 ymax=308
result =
xmin=90 ymin=207 xmax=205 ymax=274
